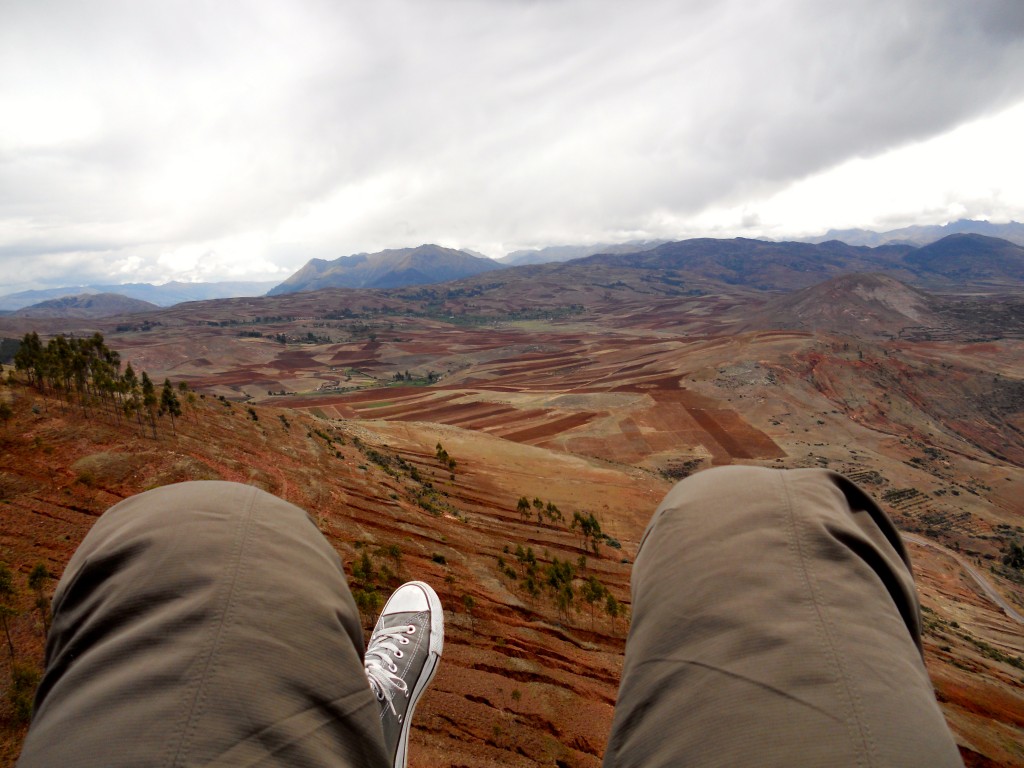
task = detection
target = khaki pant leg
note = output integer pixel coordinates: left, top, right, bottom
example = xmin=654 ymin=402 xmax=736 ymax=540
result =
xmin=17 ymin=481 xmax=389 ymax=768
xmin=604 ymin=466 xmax=963 ymax=768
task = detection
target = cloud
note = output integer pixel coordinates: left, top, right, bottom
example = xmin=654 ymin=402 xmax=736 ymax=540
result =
xmin=2 ymin=0 xmax=1024 ymax=291
xmin=691 ymin=100 xmax=1024 ymax=237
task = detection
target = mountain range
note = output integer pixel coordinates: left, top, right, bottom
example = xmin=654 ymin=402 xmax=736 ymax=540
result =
xmin=7 ymin=223 xmax=1024 ymax=320
xmin=0 ymin=280 xmax=279 ymax=312
xmin=574 ymin=232 xmax=1024 ymax=291
xmin=804 ymin=218 xmax=1024 ymax=247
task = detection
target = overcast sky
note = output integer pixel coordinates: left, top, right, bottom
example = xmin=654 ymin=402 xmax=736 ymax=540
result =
xmin=3 ymin=0 xmax=1024 ymax=292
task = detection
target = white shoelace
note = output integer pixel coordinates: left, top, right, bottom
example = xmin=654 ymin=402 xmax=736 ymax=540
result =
xmin=364 ymin=624 xmax=416 ymax=716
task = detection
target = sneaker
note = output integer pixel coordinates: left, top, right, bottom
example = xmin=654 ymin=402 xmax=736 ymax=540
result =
xmin=364 ymin=581 xmax=444 ymax=768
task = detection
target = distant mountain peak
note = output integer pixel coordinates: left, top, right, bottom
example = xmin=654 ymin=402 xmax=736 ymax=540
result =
xmin=12 ymin=292 xmax=160 ymax=319
xmin=268 ymin=244 xmax=505 ymax=295
xmin=807 ymin=219 xmax=1024 ymax=248
xmin=499 ymin=240 xmax=666 ymax=266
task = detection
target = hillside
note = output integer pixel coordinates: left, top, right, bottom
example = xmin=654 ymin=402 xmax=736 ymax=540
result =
xmin=0 ymin=375 xmax=651 ymax=768
xmin=12 ymin=293 xmax=159 ymax=319
xmin=269 ymin=244 xmax=505 ymax=295
xmin=742 ymin=273 xmax=944 ymax=338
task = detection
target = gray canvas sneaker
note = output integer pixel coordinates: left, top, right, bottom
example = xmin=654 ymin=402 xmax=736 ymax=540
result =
xmin=364 ymin=581 xmax=444 ymax=768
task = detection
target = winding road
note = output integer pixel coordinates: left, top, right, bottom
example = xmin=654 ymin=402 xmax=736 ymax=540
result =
xmin=903 ymin=532 xmax=1024 ymax=626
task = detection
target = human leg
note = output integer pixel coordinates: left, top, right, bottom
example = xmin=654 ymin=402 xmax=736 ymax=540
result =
xmin=604 ymin=466 xmax=963 ymax=767
xmin=17 ymin=481 xmax=390 ymax=768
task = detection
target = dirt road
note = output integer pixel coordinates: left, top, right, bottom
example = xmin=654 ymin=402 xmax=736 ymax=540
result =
xmin=903 ymin=532 xmax=1024 ymax=625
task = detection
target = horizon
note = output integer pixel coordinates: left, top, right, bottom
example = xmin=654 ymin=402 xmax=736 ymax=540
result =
xmin=3 ymin=1 xmax=1024 ymax=294
xmin=3 ymin=218 xmax=1022 ymax=298
xmin=1 ymin=218 xmax=1019 ymax=298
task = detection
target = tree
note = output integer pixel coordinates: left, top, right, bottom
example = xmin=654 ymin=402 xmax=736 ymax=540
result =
xmin=516 ymin=496 xmax=531 ymax=521
xmin=545 ymin=501 xmax=563 ymax=524
xmin=544 ymin=557 xmax=576 ymax=623
xmin=352 ymin=549 xmax=376 ymax=583
xmin=530 ymin=497 xmax=545 ymax=526
xmin=354 ymin=588 xmax=384 ymax=629
xmin=0 ymin=563 xmax=17 ymax=659
xmin=28 ymin=563 xmax=50 ymax=637
xmin=160 ymin=379 xmax=182 ymax=435
xmin=581 ymin=575 xmax=607 ymax=629
xmin=605 ymin=592 xmax=621 ymax=633
xmin=1004 ymin=543 xmax=1024 ymax=570
xmin=462 ymin=593 xmax=476 ymax=630
xmin=140 ymin=372 xmax=158 ymax=437
xmin=9 ymin=661 xmax=40 ymax=722
xmin=13 ymin=332 xmax=44 ymax=388
xmin=384 ymin=544 xmax=402 ymax=576
xmin=572 ymin=511 xmax=604 ymax=555
xmin=121 ymin=364 xmax=144 ymax=433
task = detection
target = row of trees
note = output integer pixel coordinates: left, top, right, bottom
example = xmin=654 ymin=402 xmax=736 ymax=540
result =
xmin=12 ymin=332 xmax=184 ymax=436
xmin=497 ymin=545 xmax=623 ymax=630
xmin=435 ymin=442 xmax=457 ymax=474
xmin=517 ymin=496 xmax=565 ymax=525
xmin=514 ymin=496 xmax=615 ymax=555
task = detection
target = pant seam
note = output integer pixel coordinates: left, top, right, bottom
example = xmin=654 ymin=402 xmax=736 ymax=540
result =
xmin=781 ymin=471 xmax=878 ymax=768
xmin=168 ymin=485 xmax=259 ymax=767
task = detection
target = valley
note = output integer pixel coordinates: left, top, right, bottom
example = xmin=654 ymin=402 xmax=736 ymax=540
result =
xmin=1 ymin=257 xmax=1023 ymax=765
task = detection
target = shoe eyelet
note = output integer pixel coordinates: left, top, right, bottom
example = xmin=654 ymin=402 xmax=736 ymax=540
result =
xmin=407 ymin=625 xmax=416 ymax=634
xmin=400 ymin=637 xmax=409 ymax=644
xmin=394 ymin=649 xmax=404 ymax=658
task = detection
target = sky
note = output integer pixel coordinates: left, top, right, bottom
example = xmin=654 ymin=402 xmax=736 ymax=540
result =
xmin=3 ymin=0 xmax=1024 ymax=293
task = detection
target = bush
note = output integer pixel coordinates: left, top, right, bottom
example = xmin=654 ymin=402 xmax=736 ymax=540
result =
xmin=9 ymin=662 xmax=40 ymax=723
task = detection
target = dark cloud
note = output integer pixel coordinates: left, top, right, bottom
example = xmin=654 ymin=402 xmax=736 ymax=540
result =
xmin=2 ymin=0 xmax=1024 ymax=291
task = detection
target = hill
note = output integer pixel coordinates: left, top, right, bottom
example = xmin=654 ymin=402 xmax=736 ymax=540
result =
xmin=575 ymin=237 xmax=916 ymax=290
xmin=11 ymin=293 xmax=159 ymax=319
xmin=571 ymin=234 xmax=1024 ymax=292
xmin=905 ymin=233 xmax=1024 ymax=287
xmin=268 ymin=244 xmax=504 ymax=295
xmin=742 ymin=273 xmax=944 ymax=337
xmin=0 ymin=281 xmax=280 ymax=311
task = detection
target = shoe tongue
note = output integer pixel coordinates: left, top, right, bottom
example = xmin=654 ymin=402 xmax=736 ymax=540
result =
xmin=380 ymin=610 xmax=421 ymax=631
